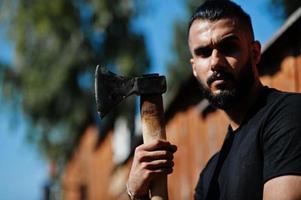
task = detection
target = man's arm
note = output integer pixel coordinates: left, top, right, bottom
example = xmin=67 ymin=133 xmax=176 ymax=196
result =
xmin=262 ymin=94 xmax=301 ymax=200
xmin=127 ymin=139 xmax=177 ymax=199
xmin=263 ymin=175 xmax=301 ymax=200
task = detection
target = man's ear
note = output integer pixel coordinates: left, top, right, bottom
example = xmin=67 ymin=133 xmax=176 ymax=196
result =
xmin=190 ymin=58 xmax=198 ymax=77
xmin=252 ymin=40 xmax=261 ymax=64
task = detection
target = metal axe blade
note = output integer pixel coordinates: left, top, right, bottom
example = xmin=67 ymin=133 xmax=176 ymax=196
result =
xmin=94 ymin=65 xmax=166 ymax=118
xmin=95 ymin=65 xmax=133 ymax=118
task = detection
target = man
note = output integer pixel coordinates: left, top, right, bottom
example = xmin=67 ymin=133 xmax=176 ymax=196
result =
xmin=126 ymin=0 xmax=301 ymax=199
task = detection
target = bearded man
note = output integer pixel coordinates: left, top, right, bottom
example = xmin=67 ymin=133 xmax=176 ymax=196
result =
xmin=126 ymin=1 xmax=301 ymax=199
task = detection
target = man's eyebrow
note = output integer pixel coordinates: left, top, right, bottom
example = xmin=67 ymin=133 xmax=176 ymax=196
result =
xmin=193 ymin=45 xmax=211 ymax=55
xmin=192 ymin=41 xmax=212 ymax=53
xmin=220 ymin=34 xmax=240 ymax=44
xmin=192 ymin=35 xmax=240 ymax=55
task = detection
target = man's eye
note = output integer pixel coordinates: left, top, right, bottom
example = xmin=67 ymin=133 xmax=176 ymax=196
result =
xmin=194 ymin=48 xmax=212 ymax=58
xmin=219 ymin=43 xmax=239 ymax=56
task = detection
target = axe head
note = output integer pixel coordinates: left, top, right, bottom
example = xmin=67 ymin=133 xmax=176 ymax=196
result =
xmin=95 ymin=65 xmax=166 ymax=118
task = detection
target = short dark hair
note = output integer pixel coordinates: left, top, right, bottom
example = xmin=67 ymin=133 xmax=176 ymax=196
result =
xmin=188 ymin=0 xmax=254 ymax=39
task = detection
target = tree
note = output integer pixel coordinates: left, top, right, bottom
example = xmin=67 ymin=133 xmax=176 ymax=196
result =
xmin=166 ymin=0 xmax=204 ymax=104
xmin=0 ymin=0 xmax=149 ymax=164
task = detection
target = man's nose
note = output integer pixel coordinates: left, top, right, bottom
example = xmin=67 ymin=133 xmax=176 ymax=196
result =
xmin=210 ymin=49 xmax=223 ymax=70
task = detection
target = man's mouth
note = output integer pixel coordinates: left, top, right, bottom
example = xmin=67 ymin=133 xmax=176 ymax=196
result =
xmin=207 ymin=71 xmax=234 ymax=86
xmin=206 ymin=71 xmax=235 ymax=90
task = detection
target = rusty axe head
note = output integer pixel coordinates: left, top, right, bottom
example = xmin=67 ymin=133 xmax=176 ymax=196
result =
xmin=95 ymin=65 xmax=166 ymax=118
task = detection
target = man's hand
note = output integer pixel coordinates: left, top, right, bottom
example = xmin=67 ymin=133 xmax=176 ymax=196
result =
xmin=127 ymin=139 xmax=177 ymax=197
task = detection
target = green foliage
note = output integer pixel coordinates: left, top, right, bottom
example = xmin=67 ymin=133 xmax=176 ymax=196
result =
xmin=166 ymin=0 xmax=204 ymax=104
xmin=0 ymin=0 xmax=149 ymax=163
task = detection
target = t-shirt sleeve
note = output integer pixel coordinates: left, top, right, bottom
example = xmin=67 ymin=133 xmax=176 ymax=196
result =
xmin=262 ymin=94 xmax=301 ymax=183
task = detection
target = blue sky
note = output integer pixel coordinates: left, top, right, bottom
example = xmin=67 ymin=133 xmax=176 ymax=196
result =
xmin=0 ymin=0 xmax=283 ymax=199
xmin=135 ymin=0 xmax=282 ymax=75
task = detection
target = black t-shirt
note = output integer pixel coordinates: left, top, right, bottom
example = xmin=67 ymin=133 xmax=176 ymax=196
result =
xmin=194 ymin=87 xmax=301 ymax=200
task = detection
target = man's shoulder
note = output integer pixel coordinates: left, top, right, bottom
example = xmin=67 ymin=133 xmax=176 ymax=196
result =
xmin=266 ymin=86 xmax=301 ymax=97
xmin=263 ymin=87 xmax=301 ymax=109
xmin=245 ymin=87 xmax=301 ymax=137
xmin=260 ymin=88 xmax=301 ymax=184
xmin=259 ymin=87 xmax=301 ymax=141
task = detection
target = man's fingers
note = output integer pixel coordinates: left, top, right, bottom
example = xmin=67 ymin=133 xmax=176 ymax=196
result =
xmin=144 ymin=159 xmax=174 ymax=170
xmin=140 ymin=150 xmax=174 ymax=162
xmin=135 ymin=147 xmax=177 ymax=163
xmin=138 ymin=139 xmax=177 ymax=152
xmin=139 ymin=160 xmax=174 ymax=178
xmin=149 ymin=167 xmax=174 ymax=176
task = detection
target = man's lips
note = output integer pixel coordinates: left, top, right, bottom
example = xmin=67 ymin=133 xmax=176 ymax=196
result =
xmin=207 ymin=71 xmax=234 ymax=86
xmin=212 ymin=79 xmax=226 ymax=85
xmin=210 ymin=79 xmax=228 ymax=90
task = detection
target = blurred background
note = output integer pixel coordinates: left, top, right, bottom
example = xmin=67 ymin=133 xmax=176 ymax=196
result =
xmin=0 ymin=0 xmax=300 ymax=199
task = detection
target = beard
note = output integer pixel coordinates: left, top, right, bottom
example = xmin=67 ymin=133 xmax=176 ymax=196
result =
xmin=199 ymin=58 xmax=255 ymax=110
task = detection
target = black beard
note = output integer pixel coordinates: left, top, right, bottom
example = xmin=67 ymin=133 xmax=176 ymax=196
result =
xmin=200 ymin=58 xmax=255 ymax=110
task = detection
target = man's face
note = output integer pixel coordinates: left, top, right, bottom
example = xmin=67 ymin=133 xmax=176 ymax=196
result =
xmin=188 ymin=18 xmax=259 ymax=109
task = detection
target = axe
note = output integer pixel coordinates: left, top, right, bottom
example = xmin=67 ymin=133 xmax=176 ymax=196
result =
xmin=95 ymin=65 xmax=168 ymax=200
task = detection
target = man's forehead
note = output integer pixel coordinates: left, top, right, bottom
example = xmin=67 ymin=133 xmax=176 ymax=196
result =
xmin=188 ymin=18 xmax=242 ymax=45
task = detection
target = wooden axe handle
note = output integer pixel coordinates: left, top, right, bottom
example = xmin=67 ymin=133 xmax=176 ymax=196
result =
xmin=140 ymin=94 xmax=168 ymax=200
